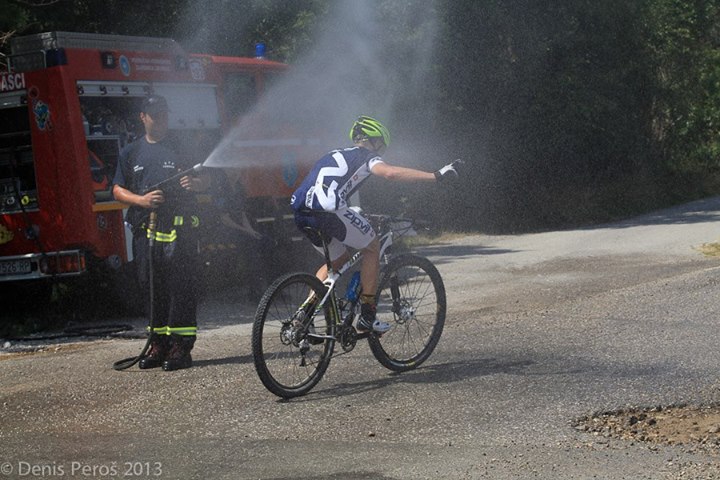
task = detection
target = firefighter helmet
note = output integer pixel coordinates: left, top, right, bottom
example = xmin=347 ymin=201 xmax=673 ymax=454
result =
xmin=350 ymin=116 xmax=390 ymax=147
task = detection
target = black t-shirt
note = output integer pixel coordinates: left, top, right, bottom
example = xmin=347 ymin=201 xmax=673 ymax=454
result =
xmin=112 ymin=135 xmax=197 ymax=230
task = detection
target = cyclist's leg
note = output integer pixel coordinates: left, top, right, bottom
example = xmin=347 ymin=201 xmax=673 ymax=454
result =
xmin=314 ymin=246 xmax=350 ymax=282
xmin=294 ymin=210 xmax=349 ymax=278
xmin=295 ymin=241 xmax=347 ymax=319
xmin=334 ymin=209 xmax=389 ymax=333
xmin=333 ymin=207 xmax=377 ymax=287
xmin=359 ymin=236 xmax=380 ymax=296
xmin=356 ymin=236 xmax=391 ymax=333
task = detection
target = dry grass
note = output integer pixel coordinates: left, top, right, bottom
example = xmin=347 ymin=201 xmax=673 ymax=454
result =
xmin=696 ymin=242 xmax=720 ymax=257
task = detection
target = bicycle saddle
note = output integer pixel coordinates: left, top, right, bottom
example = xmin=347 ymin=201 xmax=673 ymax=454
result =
xmin=302 ymin=226 xmax=331 ymax=246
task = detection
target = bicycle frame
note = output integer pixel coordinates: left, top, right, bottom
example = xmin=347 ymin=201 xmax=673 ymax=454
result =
xmin=303 ymin=219 xmax=396 ymax=337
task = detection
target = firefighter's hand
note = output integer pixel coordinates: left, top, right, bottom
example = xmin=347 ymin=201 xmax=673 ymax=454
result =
xmin=144 ymin=190 xmax=165 ymax=209
xmin=180 ymin=175 xmax=208 ymax=192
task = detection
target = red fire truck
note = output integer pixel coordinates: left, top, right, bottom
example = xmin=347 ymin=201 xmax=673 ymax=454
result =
xmin=0 ymin=31 xmax=318 ymax=304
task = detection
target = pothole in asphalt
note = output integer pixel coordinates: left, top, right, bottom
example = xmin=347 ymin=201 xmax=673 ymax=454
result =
xmin=575 ymin=404 xmax=720 ymax=451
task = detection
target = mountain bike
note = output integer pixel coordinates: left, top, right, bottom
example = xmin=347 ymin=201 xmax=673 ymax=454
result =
xmin=251 ymin=213 xmax=446 ymax=399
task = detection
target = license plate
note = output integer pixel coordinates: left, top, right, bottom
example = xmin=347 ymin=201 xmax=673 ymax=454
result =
xmin=0 ymin=259 xmax=32 ymax=275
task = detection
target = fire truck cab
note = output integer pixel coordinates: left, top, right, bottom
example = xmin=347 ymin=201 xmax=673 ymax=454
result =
xmin=0 ymin=31 xmax=316 ymax=302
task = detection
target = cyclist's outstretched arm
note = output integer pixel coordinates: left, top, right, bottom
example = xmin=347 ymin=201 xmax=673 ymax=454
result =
xmin=370 ymin=162 xmax=435 ymax=182
xmin=371 ymin=160 xmax=462 ymax=182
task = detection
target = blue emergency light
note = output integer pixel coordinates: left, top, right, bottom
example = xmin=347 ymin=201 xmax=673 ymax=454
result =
xmin=255 ymin=42 xmax=266 ymax=59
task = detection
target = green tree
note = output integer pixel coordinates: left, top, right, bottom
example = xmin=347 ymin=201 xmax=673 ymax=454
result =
xmin=432 ymin=2 xmax=656 ymax=229
xmin=0 ymin=0 xmax=32 ymax=48
xmin=0 ymin=0 xmax=326 ymax=60
xmin=646 ymin=0 xmax=720 ymax=175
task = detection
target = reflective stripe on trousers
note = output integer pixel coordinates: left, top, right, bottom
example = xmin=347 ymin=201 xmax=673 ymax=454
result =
xmin=145 ymin=216 xmax=201 ymax=242
xmin=148 ymin=326 xmax=197 ymax=337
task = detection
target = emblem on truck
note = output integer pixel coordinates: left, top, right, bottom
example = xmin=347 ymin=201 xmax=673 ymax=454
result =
xmin=0 ymin=225 xmax=13 ymax=245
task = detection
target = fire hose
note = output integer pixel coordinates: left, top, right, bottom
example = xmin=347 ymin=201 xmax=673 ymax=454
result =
xmin=112 ymin=209 xmax=158 ymax=370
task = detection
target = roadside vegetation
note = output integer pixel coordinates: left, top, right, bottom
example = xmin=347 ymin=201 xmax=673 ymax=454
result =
xmin=697 ymin=241 xmax=720 ymax=257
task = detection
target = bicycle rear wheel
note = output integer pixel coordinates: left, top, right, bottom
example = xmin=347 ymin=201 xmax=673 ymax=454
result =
xmin=252 ymin=273 xmax=334 ymax=398
xmin=369 ymin=254 xmax=446 ymax=372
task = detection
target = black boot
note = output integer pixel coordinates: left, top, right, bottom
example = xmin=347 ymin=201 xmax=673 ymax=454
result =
xmin=139 ymin=334 xmax=169 ymax=369
xmin=162 ymin=336 xmax=194 ymax=371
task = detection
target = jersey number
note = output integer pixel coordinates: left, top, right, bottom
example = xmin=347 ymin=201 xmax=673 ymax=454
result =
xmin=315 ymin=151 xmax=348 ymax=210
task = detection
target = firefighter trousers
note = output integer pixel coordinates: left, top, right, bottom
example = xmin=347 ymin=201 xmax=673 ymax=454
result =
xmin=133 ymin=231 xmax=200 ymax=344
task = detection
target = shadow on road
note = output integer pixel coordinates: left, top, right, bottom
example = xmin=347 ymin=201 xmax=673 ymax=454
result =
xmin=193 ymin=353 xmax=254 ymax=368
xmin=288 ymin=357 xmax=538 ymax=402
xmin=601 ymin=196 xmax=720 ymax=229
xmin=416 ymin=244 xmax=518 ymax=263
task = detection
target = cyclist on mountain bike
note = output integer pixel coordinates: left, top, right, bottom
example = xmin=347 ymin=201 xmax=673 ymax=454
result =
xmin=290 ymin=115 xmax=460 ymax=333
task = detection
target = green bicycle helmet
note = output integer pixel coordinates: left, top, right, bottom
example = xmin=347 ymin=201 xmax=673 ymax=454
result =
xmin=349 ymin=115 xmax=391 ymax=147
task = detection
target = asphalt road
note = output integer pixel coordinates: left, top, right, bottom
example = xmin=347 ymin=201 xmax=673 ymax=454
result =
xmin=4 ymin=197 xmax=720 ymax=479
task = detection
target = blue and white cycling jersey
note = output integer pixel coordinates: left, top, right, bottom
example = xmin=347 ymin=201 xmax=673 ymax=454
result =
xmin=291 ymin=147 xmax=384 ymax=211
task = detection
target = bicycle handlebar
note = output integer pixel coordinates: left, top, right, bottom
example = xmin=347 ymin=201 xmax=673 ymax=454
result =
xmin=366 ymin=214 xmax=428 ymax=239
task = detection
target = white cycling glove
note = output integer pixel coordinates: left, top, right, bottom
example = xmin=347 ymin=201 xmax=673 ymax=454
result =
xmin=434 ymin=159 xmax=463 ymax=182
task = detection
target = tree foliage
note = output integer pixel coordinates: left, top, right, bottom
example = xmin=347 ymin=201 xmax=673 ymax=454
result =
xmin=0 ymin=0 xmax=325 ymax=59
xmin=2 ymin=0 xmax=720 ymax=231
xmin=646 ymin=0 xmax=720 ymax=173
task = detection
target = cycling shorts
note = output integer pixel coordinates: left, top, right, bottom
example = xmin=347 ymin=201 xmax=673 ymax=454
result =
xmin=294 ymin=207 xmax=376 ymax=261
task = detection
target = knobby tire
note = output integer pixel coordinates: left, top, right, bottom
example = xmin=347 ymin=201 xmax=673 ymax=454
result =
xmin=369 ymin=254 xmax=446 ymax=372
xmin=251 ymin=272 xmax=334 ymax=398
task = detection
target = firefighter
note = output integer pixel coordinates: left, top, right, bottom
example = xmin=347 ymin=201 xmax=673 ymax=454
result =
xmin=112 ymin=94 xmax=208 ymax=371
xmin=291 ymin=116 xmax=461 ymax=333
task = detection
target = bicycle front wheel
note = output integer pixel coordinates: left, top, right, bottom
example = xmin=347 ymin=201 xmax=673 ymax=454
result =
xmin=252 ymin=273 xmax=334 ymax=398
xmin=369 ymin=254 xmax=446 ymax=372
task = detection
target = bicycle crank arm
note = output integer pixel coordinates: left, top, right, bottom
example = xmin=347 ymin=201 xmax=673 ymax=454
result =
xmin=307 ymin=333 xmax=335 ymax=341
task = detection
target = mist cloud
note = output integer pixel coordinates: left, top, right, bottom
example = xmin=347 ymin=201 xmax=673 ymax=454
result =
xmin=195 ymin=0 xmax=440 ymax=170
